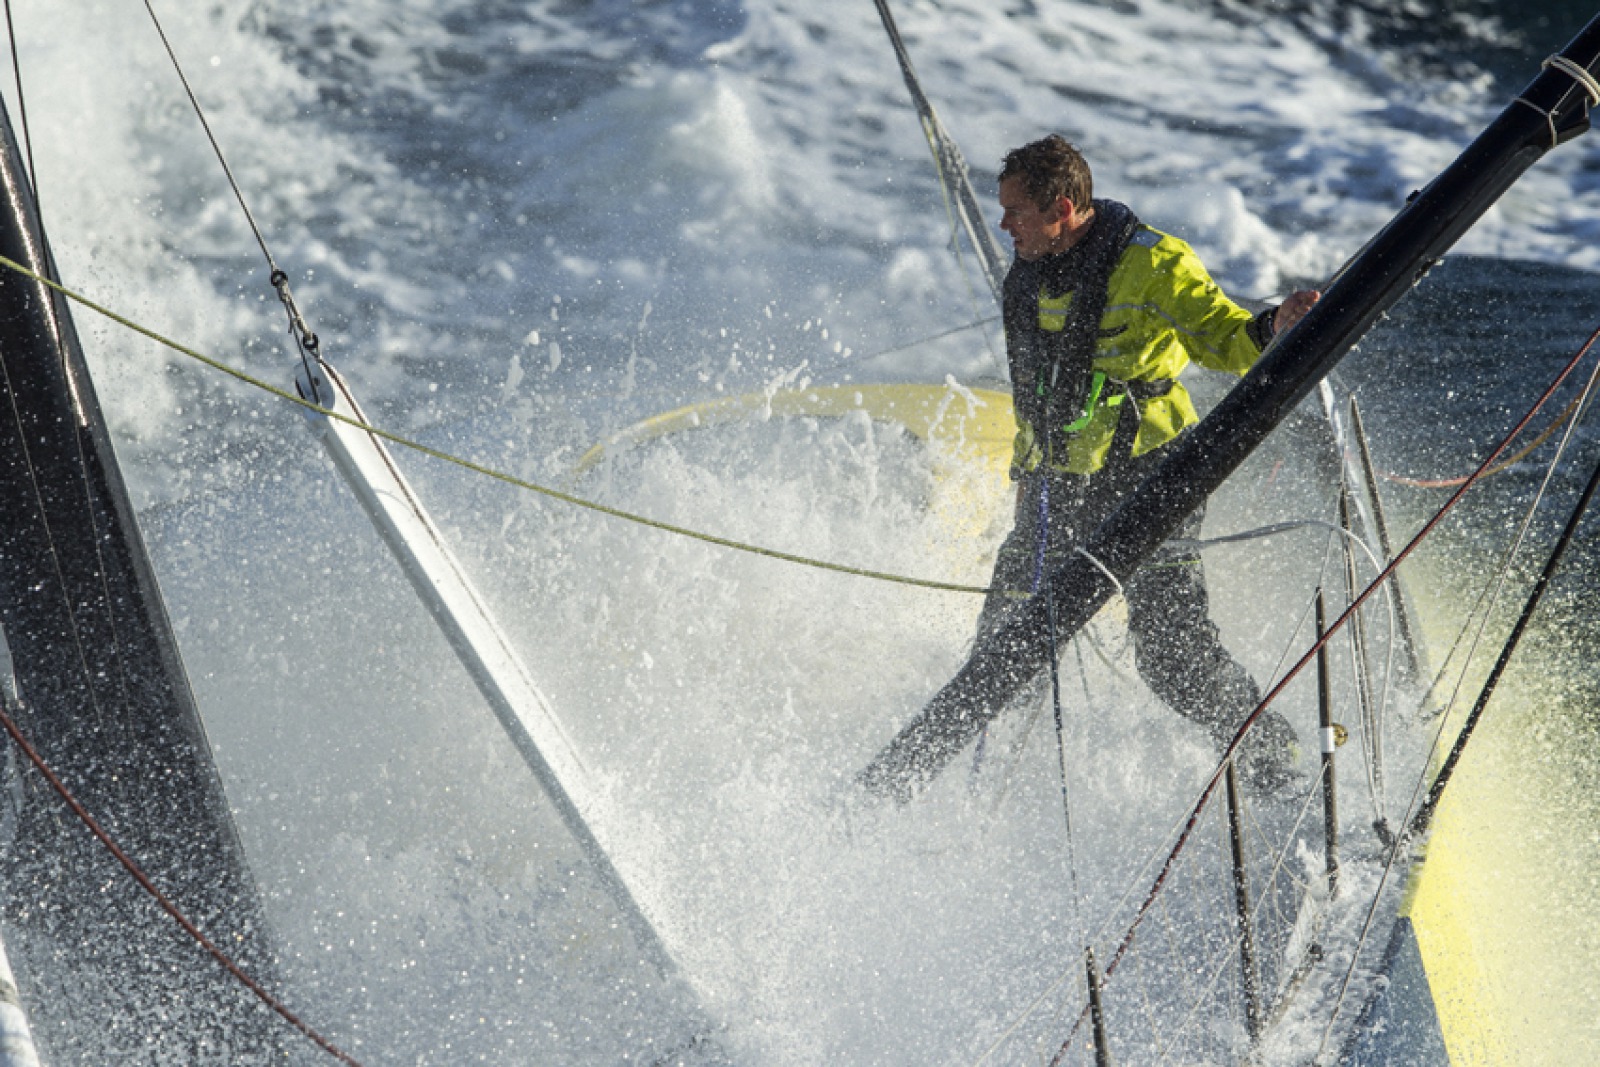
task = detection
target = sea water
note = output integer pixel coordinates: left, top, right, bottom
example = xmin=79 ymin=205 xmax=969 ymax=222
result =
xmin=3 ymin=0 xmax=1598 ymax=1062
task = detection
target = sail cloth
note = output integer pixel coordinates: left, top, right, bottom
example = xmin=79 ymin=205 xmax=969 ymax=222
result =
xmin=0 ymin=104 xmax=286 ymax=1060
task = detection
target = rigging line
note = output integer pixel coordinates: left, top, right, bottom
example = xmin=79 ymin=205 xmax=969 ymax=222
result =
xmin=969 ymin=940 xmax=1090 ymax=1064
xmin=980 ymin=632 xmax=1087 ymax=815
xmin=1188 ymin=507 xmax=1402 ymax=821
xmin=0 ymin=253 xmax=1005 ymax=598
xmin=1127 ymin=950 xmax=1170 ymax=1067
xmin=1148 ymin=892 xmax=1198 ymax=1052
xmin=3 ymin=283 xmax=1372 ymax=612
xmin=1411 ymin=360 xmax=1600 ymax=721
xmin=1351 ymin=552 xmax=1398 ymax=825
xmin=1038 ymin=483 xmax=1088 ymax=945
xmin=871 ymin=0 xmax=1008 ymax=303
xmin=1156 ymin=780 xmax=1326 ymax=1064
xmin=1242 ymin=791 xmax=1312 ymax=901
xmin=981 ymin=678 xmax=1046 ymax=808
xmin=1155 ymin=910 xmax=1259 ymax=1062
xmin=1079 ymin=577 xmax=1302 ymax=940
xmin=137 ymin=0 xmax=320 ymax=384
xmin=981 ymin=470 xmax=1386 ymax=1062
xmin=1029 ymin=968 xmax=1087 ymax=1067
xmin=0 ymin=119 xmax=142 ymax=779
xmin=0 ymin=692 xmax=366 ymax=1066
xmin=968 ymin=744 xmax=1235 ymax=1067
xmin=1316 ymin=332 xmax=1600 ymax=1060
xmin=1412 ymin=588 xmax=1498 ymax=716
xmin=1171 ymin=516 xmax=1387 ymax=558
xmin=2 ymin=0 xmax=37 ymax=202
xmin=973 ymin=719 xmax=1259 ymax=1066
xmin=1403 ymin=498 xmax=1551 ymax=724
xmin=1413 ymin=356 xmax=1600 ymax=740
xmin=1322 ymin=490 xmax=1396 ymax=821
xmin=139 ymin=0 xmax=275 ymax=272
xmin=922 ymin=125 xmax=1006 ymax=375
xmin=1044 ymin=317 xmax=1600 ymax=1067
xmin=983 ymin=632 xmax=1099 ymax=816
xmin=1406 ymin=504 xmax=1557 ymax=723
xmin=0 ymin=323 xmax=118 ymax=743
xmin=1411 ymin=406 xmax=1600 ymax=839
xmin=1146 ymin=839 xmax=1215 ymax=1055
xmin=1058 ymin=764 xmax=1329 ymax=1067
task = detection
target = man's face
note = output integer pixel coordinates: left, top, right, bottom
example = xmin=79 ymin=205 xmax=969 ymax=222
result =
xmin=998 ymin=176 xmax=1070 ymax=261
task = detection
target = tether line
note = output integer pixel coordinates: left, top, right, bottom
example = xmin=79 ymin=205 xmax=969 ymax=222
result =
xmin=2 ymin=251 xmax=1390 ymax=607
xmin=0 ymin=253 xmax=1002 ymax=597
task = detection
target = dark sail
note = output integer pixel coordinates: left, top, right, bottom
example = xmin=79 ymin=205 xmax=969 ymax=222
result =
xmin=0 ymin=102 xmax=286 ymax=1059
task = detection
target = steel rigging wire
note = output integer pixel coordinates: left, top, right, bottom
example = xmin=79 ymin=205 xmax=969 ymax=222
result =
xmin=139 ymin=0 xmax=324 ymax=397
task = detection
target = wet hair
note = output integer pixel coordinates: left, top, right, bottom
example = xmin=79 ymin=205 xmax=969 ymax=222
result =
xmin=999 ymin=135 xmax=1093 ymax=212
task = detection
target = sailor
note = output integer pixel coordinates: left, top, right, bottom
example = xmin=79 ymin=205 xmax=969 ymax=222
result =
xmin=980 ymin=134 xmax=1320 ymax=790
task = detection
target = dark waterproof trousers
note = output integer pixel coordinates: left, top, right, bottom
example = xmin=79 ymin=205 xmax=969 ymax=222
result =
xmin=976 ymin=462 xmax=1297 ymax=782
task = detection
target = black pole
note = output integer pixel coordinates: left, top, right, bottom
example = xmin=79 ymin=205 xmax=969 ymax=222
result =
xmin=1225 ymin=761 xmax=1263 ymax=1044
xmin=0 ymin=97 xmax=284 ymax=1058
xmin=1410 ymin=441 xmax=1600 ymax=840
xmin=1316 ymin=592 xmax=1341 ymax=897
xmin=859 ymin=17 xmax=1600 ymax=801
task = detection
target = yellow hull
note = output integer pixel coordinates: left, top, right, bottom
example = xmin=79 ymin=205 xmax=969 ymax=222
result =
xmin=1402 ymin=680 xmax=1600 ymax=1065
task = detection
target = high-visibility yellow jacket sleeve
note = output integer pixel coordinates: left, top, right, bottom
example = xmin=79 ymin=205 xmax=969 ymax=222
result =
xmin=1074 ymin=229 xmax=1262 ymax=467
xmin=1099 ymin=229 xmax=1262 ymax=378
xmin=1007 ymin=225 xmax=1270 ymax=476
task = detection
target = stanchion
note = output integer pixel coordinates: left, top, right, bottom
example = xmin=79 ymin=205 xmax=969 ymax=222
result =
xmin=1349 ymin=397 xmax=1421 ymax=678
xmin=1086 ymin=946 xmax=1114 ymax=1067
xmin=1316 ymin=592 xmax=1341 ymax=896
xmin=1338 ymin=485 xmax=1383 ymax=812
xmin=1224 ymin=762 xmax=1263 ymax=1044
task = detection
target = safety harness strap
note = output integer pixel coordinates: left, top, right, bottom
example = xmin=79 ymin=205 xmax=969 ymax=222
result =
xmin=1060 ymin=371 xmax=1174 ymax=434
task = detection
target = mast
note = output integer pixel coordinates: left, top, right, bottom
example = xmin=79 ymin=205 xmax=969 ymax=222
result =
xmin=0 ymin=101 xmax=285 ymax=1058
xmin=860 ymin=18 xmax=1600 ymax=800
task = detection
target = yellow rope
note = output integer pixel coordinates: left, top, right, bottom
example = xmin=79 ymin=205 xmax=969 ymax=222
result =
xmin=1 ymin=254 xmax=1004 ymax=597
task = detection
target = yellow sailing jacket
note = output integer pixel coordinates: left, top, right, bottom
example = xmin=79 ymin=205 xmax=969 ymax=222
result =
xmin=1009 ymin=220 xmax=1271 ymax=476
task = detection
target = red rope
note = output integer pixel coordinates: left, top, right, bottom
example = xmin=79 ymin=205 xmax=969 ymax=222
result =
xmin=0 ymin=699 xmax=368 ymax=1067
xmin=1046 ymin=320 xmax=1600 ymax=1065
